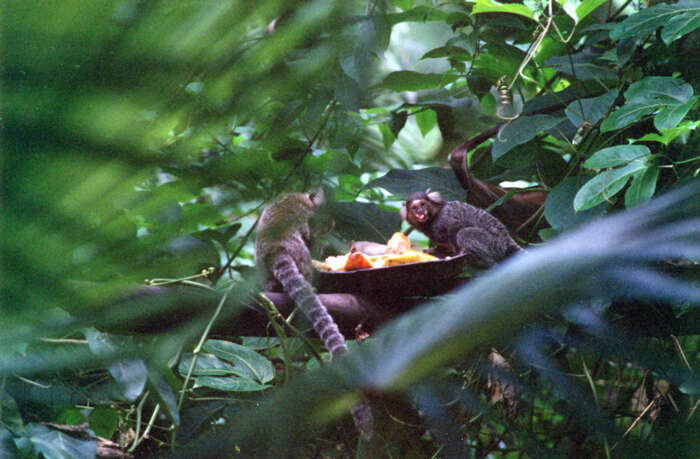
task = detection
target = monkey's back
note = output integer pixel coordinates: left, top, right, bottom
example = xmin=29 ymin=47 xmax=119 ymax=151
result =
xmin=432 ymin=201 xmax=520 ymax=255
xmin=254 ymin=194 xmax=316 ymax=291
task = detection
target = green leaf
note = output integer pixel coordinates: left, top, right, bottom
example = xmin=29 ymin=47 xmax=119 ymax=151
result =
xmin=178 ymin=353 xmax=239 ymax=377
xmin=600 ymin=103 xmax=655 ymax=132
xmin=0 ymin=427 xmax=19 ymax=458
xmin=654 ymin=97 xmax=696 ymax=130
xmin=565 ymin=89 xmax=619 ymax=127
xmin=624 ymin=76 xmax=693 ymax=105
xmin=386 ymin=5 xmax=448 ymax=25
xmin=328 ymin=201 xmax=402 ymax=243
xmin=367 ymin=167 xmax=465 ymax=201
xmin=492 ymin=114 xmax=564 ymax=160
xmin=583 ymin=145 xmax=651 ymax=169
xmin=633 ymin=120 xmax=700 ymax=146
xmin=377 ymin=71 xmax=448 ymax=92
xmin=573 ymin=162 xmax=648 ymax=211
xmin=84 ymin=329 xmax=147 ymax=403
xmin=194 ymin=376 xmax=271 ymax=392
xmin=56 ymin=408 xmax=83 ymax=426
xmin=0 ymin=392 xmax=23 ymax=435
xmin=202 ymin=340 xmax=274 ymax=384
xmin=576 ymin=0 xmax=608 ymax=22
xmin=147 ymin=366 xmax=180 ymax=426
xmin=415 ymin=109 xmax=437 ymax=137
xmin=611 ymin=1 xmax=700 ymax=45
xmin=88 ymin=406 xmax=119 ymax=439
xmin=545 ymin=177 xmax=607 ymax=231
xmin=377 ymin=123 xmax=396 ymax=149
xmin=472 ymin=0 xmax=535 ymax=19
xmin=625 ymin=165 xmax=660 ymax=208
xmin=26 ymin=423 xmax=96 ymax=459
xmin=610 ymin=3 xmax=677 ymax=41
xmin=544 ymin=53 xmax=616 ymax=81
xmin=661 ymin=2 xmax=700 ymax=44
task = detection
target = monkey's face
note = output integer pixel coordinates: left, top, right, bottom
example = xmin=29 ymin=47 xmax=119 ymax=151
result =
xmin=402 ymin=199 xmax=432 ymax=226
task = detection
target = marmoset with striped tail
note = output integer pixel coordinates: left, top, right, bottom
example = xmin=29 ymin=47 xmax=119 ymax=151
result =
xmin=255 ymin=190 xmax=373 ymax=439
xmin=402 ymin=189 xmax=522 ymax=268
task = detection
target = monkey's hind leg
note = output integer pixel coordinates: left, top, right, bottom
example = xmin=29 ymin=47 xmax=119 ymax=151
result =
xmin=455 ymin=227 xmax=499 ymax=269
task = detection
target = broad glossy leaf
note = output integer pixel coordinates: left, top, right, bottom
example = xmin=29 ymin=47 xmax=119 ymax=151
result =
xmin=194 ymin=375 xmax=271 ymax=392
xmin=85 ymin=329 xmax=147 ymax=402
xmin=625 ymin=165 xmax=660 ymax=208
xmin=26 ymin=423 xmax=96 ymax=459
xmin=610 ymin=3 xmax=677 ymax=41
xmin=545 ymin=52 xmax=616 ymax=81
xmin=367 ymin=167 xmax=465 ymax=201
xmin=472 ymin=0 xmax=535 ymax=19
xmin=624 ymin=76 xmax=693 ymax=105
xmin=202 ymin=339 xmax=274 ymax=384
xmin=611 ymin=1 xmax=700 ymax=45
xmin=544 ymin=177 xmax=606 ymax=231
xmin=147 ymin=366 xmax=180 ymax=426
xmin=583 ymin=145 xmax=651 ymax=169
xmin=565 ymin=89 xmax=618 ymax=127
xmin=654 ymin=97 xmax=696 ymax=130
xmin=386 ymin=5 xmax=448 ymax=24
xmin=0 ymin=392 xmax=23 ymax=435
xmin=178 ymin=353 xmax=239 ymax=377
xmin=492 ymin=115 xmax=564 ymax=160
xmin=600 ymin=103 xmax=655 ymax=132
xmin=573 ymin=162 xmax=648 ymax=211
xmin=661 ymin=1 xmax=700 ymax=44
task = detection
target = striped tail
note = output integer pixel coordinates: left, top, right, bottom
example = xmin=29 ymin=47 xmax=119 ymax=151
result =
xmin=273 ymin=253 xmax=347 ymax=355
xmin=273 ymin=253 xmax=374 ymax=439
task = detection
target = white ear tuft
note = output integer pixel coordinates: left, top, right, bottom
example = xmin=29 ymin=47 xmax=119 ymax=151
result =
xmin=426 ymin=190 xmax=444 ymax=203
xmin=400 ymin=203 xmax=407 ymax=221
xmin=307 ymin=189 xmax=324 ymax=207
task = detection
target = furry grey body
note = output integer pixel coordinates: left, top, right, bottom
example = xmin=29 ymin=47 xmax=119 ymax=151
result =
xmin=402 ymin=191 xmax=521 ymax=268
xmin=255 ymin=192 xmax=373 ymax=439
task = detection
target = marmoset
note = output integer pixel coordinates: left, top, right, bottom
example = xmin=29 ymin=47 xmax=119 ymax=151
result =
xmin=255 ymin=190 xmax=373 ymax=439
xmin=401 ymin=189 xmax=522 ymax=268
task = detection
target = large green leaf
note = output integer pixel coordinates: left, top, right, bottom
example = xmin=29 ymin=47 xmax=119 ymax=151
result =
xmin=573 ymin=161 xmax=648 ymax=211
xmin=544 ymin=177 xmax=607 ymax=231
xmin=544 ymin=53 xmax=617 ymax=81
xmin=472 ymin=0 xmax=535 ymax=19
xmin=202 ymin=339 xmax=274 ymax=384
xmin=565 ymin=89 xmax=619 ymax=127
xmin=582 ymin=145 xmax=651 ymax=169
xmin=26 ymin=423 xmax=96 ymax=459
xmin=625 ymin=165 xmax=660 ymax=208
xmin=492 ymin=114 xmax=564 ymax=160
xmin=611 ymin=0 xmax=700 ymax=45
xmin=602 ymin=76 xmax=694 ymax=132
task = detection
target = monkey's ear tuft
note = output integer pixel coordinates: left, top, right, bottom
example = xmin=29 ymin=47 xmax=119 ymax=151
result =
xmin=307 ymin=188 xmax=324 ymax=207
xmin=400 ymin=203 xmax=407 ymax=221
xmin=426 ymin=190 xmax=444 ymax=203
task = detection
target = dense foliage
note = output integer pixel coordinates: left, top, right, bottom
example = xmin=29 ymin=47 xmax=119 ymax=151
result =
xmin=3 ymin=0 xmax=700 ymax=457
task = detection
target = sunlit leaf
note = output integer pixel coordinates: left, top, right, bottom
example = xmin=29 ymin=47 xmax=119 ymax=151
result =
xmin=544 ymin=177 xmax=606 ymax=231
xmin=472 ymin=0 xmax=535 ymax=19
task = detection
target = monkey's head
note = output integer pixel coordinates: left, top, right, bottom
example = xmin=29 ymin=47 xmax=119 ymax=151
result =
xmin=401 ymin=189 xmax=445 ymax=227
